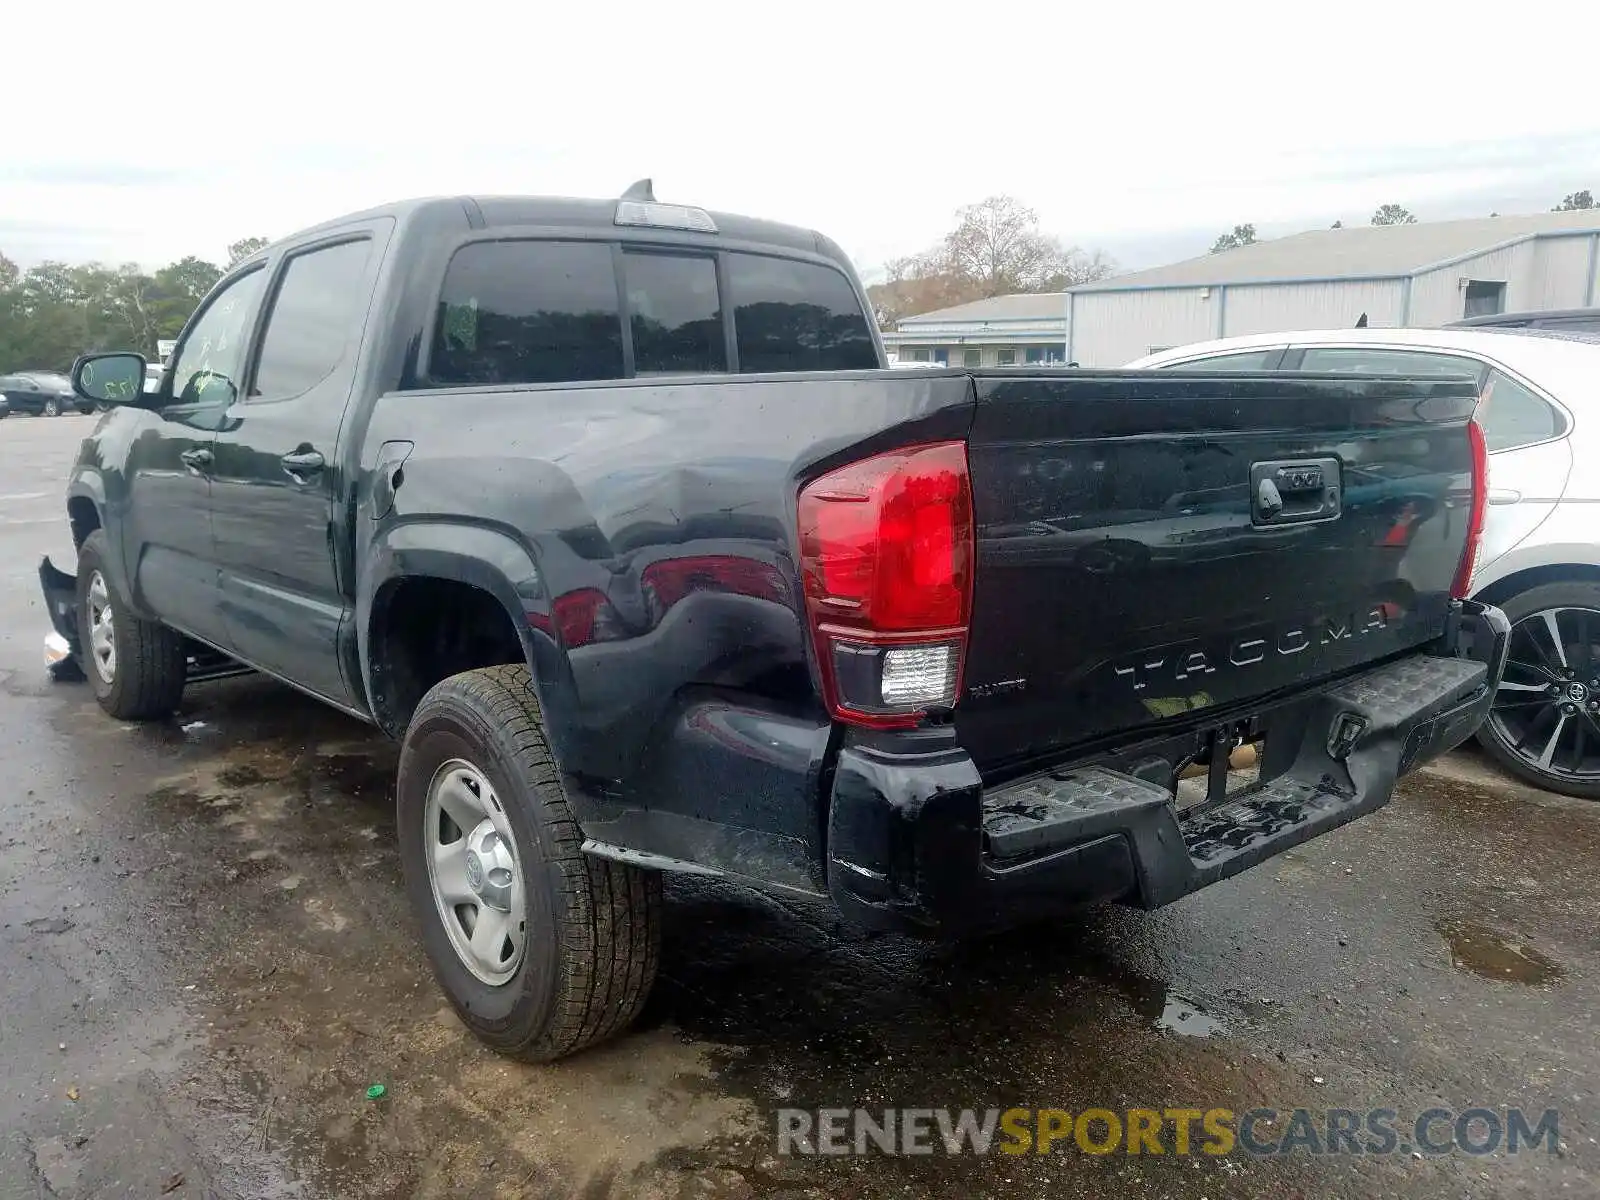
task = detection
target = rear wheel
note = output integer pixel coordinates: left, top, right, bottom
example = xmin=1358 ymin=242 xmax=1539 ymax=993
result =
xmin=398 ymin=664 xmax=660 ymax=1060
xmin=42 ymin=397 xmax=60 ymax=417
xmin=75 ymin=531 xmax=187 ymax=719
xmin=1477 ymin=580 xmax=1600 ymax=799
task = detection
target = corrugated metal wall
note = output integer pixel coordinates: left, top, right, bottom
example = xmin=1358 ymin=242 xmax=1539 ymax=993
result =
xmin=1070 ymin=289 xmax=1215 ymax=365
xmin=1516 ymin=235 xmax=1593 ymax=311
xmin=1072 ymin=232 xmax=1600 ymax=361
xmin=1409 ymin=246 xmax=1516 ymax=324
xmin=1222 ymin=279 xmax=1405 ymax=336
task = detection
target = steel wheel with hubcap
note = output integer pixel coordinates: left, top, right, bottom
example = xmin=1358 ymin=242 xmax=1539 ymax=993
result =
xmin=1479 ymin=584 xmax=1600 ymax=798
xmin=86 ymin=571 xmax=117 ymax=684
xmin=398 ymin=663 xmax=660 ymax=1061
xmin=74 ymin=530 xmax=188 ymax=720
xmin=43 ymin=397 xmax=59 ymax=417
xmin=425 ymin=759 xmax=527 ymax=985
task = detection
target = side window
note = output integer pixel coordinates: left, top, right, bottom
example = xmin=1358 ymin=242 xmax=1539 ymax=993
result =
xmin=253 ymin=239 xmax=374 ymax=400
xmin=1478 ymin=370 xmax=1562 ymax=451
xmin=430 ymin=241 xmax=623 ymax=386
xmin=725 ymin=253 xmax=878 ymax=372
xmin=962 ymin=348 xmax=982 ymax=367
xmin=168 ymin=267 xmax=267 ymax=406
xmin=1296 ymin=347 xmax=1483 ymax=382
xmin=622 ymin=251 xmax=725 ymax=375
xmin=1163 ymin=348 xmax=1281 ymax=371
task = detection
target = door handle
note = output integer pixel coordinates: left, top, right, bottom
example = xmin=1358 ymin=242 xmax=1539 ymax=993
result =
xmin=1487 ymin=488 xmax=1522 ymax=505
xmin=180 ymin=448 xmax=213 ymax=473
xmin=281 ymin=448 xmax=326 ymax=480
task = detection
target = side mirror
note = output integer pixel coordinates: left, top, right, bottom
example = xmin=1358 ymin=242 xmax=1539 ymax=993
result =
xmin=73 ymin=352 xmax=148 ymax=406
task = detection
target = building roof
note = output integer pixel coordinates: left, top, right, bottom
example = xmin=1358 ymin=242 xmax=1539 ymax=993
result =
xmin=898 ymin=292 xmax=1066 ymax=324
xmin=1072 ymin=211 xmax=1600 ymax=293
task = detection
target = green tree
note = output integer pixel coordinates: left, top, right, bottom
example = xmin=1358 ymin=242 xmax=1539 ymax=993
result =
xmin=1371 ymin=204 xmax=1417 ymax=226
xmin=0 ymin=242 xmax=238 ymax=370
xmin=227 ymin=236 xmax=270 ymax=266
xmin=1554 ymin=190 xmax=1596 ymax=211
xmin=1210 ymin=224 xmax=1257 ymax=253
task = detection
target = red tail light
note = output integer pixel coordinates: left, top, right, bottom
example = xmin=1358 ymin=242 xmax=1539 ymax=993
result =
xmin=1451 ymin=418 xmax=1488 ymax=600
xmin=797 ymin=441 xmax=974 ymax=728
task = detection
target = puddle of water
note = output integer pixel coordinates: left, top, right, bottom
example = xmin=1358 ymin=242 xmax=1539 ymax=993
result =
xmin=1436 ymin=918 xmax=1562 ymax=985
xmin=1155 ymin=993 xmax=1226 ymax=1037
xmin=1118 ymin=974 xmax=1226 ymax=1037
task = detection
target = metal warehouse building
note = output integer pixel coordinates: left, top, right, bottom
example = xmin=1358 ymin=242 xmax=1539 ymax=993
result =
xmin=1066 ymin=210 xmax=1600 ymax=366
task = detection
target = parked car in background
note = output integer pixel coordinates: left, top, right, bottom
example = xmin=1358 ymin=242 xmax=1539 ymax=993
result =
xmin=1129 ymin=327 xmax=1600 ymax=799
xmin=0 ymin=392 xmax=10 ymax=419
xmin=1449 ymin=307 xmax=1600 ymax=334
xmin=0 ymin=371 xmax=91 ymax=416
xmin=0 ymin=371 xmax=95 ymax=419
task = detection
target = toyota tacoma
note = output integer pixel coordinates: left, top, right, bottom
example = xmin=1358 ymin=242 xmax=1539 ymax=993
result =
xmin=42 ymin=184 xmax=1507 ymax=1061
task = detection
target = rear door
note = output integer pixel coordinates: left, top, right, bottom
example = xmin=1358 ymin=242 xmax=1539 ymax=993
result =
xmin=1290 ymin=344 xmax=1572 ymax=578
xmin=955 ymin=369 xmax=1481 ymax=776
xmin=207 ymin=223 xmax=389 ymax=706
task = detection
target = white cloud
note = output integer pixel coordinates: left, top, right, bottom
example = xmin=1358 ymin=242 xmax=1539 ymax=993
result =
xmin=8 ymin=0 xmax=1600 ymax=272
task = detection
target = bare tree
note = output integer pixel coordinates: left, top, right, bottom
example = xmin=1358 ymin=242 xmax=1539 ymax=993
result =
xmin=864 ymin=196 xmax=1114 ymax=325
xmin=942 ymin=196 xmax=1109 ymax=296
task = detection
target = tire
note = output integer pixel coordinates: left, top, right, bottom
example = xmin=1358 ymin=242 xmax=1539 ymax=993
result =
xmin=75 ymin=531 xmax=188 ymax=720
xmin=398 ymin=664 xmax=661 ymax=1061
xmin=42 ymin=397 xmax=59 ymax=417
xmin=1476 ymin=579 xmax=1600 ymax=799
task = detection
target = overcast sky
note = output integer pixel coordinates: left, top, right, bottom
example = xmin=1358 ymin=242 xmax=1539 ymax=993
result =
xmin=6 ymin=1 xmax=1598 ymax=280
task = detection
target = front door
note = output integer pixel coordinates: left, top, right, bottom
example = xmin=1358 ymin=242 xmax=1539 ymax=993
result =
xmin=124 ymin=266 xmax=267 ymax=648
xmin=208 ymin=229 xmax=385 ymax=708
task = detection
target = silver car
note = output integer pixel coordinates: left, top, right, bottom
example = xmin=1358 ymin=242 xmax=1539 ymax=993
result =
xmin=1129 ymin=327 xmax=1600 ymax=799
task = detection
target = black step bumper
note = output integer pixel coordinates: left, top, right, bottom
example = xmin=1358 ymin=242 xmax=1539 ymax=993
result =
xmin=825 ymin=600 xmax=1509 ymax=934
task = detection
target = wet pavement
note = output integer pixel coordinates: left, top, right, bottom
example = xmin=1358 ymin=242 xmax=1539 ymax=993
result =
xmin=2 ymin=414 xmax=1597 ymax=1198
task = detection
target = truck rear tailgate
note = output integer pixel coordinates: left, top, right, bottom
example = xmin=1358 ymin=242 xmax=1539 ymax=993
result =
xmin=955 ymin=370 xmax=1481 ymax=778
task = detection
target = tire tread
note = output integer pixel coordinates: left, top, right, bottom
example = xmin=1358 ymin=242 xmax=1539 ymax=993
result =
xmin=77 ymin=531 xmax=187 ymax=720
xmin=405 ymin=664 xmax=660 ymax=1059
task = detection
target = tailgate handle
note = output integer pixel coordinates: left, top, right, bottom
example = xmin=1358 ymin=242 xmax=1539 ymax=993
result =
xmin=1250 ymin=457 xmax=1341 ymax=526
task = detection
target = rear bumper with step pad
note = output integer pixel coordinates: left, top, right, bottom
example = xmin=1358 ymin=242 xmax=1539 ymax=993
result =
xmin=826 ymin=600 xmax=1509 ymax=934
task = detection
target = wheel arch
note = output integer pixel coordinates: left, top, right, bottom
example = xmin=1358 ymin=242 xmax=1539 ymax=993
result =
xmin=1473 ymin=558 xmax=1600 ymax=610
xmin=359 ymin=521 xmax=571 ymax=743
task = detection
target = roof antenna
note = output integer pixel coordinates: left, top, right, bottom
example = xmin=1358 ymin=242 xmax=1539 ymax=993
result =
xmin=1355 ymin=312 xmax=1369 ymax=328
xmin=621 ymin=179 xmax=655 ymax=202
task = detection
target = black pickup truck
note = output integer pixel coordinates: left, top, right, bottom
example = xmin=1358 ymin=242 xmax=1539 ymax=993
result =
xmin=44 ymin=184 xmax=1508 ymax=1061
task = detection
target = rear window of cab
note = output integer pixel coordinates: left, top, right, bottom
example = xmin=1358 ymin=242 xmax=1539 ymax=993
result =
xmin=426 ymin=239 xmax=878 ymax=386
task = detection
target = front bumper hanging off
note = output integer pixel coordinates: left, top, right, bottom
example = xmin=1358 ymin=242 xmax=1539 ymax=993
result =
xmin=38 ymin=555 xmax=252 ymax=686
xmin=40 ymin=557 xmax=84 ymax=680
xmin=825 ymin=600 xmax=1511 ymax=935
